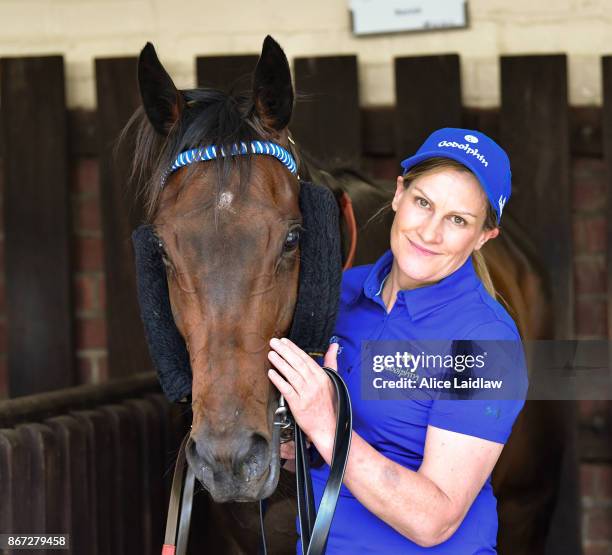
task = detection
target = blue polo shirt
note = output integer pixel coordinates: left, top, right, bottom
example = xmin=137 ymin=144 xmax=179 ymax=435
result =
xmin=298 ymin=249 xmax=527 ymax=554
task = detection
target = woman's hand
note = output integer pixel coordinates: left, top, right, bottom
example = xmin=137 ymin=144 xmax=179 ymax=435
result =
xmin=268 ymin=338 xmax=339 ymax=453
xmin=280 ymin=440 xmax=296 ymax=472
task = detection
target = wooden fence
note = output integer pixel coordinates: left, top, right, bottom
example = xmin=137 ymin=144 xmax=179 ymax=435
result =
xmin=0 ymin=374 xmax=188 ymax=554
xmin=0 ymin=48 xmax=611 ymax=554
xmin=0 ymin=52 xmax=610 ymax=447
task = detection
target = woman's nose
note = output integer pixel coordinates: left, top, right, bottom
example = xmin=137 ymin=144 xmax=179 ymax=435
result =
xmin=418 ymin=216 xmax=442 ymax=244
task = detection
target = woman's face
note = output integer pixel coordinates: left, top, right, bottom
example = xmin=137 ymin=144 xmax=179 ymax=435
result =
xmin=390 ymin=168 xmax=499 ymax=289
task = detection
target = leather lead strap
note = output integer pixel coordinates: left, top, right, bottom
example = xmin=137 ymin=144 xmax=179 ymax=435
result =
xmin=177 ymin=464 xmax=195 ymax=555
xmin=162 ymin=368 xmax=352 ymax=555
xmin=296 ymin=425 xmax=316 ymax=549
xmin=162 ymin=433 xmax=189 ymax=555
xmin=296 ymin=368 xmax=352 ymax=555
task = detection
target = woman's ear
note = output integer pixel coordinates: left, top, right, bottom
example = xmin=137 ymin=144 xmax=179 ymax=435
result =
xmin=474 ymin=227 xmax=500 ymax=250
xmin=391 ymin=176 xmax=405 ymax=212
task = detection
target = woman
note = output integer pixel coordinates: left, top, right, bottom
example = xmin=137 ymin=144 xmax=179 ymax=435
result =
xmin=268 ymin=128 xmax=528 ymax=553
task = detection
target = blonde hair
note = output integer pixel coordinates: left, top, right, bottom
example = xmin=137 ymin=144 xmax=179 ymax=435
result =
xmin=400 ymin=157 xmax=499 ymax=298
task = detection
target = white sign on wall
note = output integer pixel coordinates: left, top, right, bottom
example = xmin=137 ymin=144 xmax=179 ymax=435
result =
xmin=349 ymin=0 xmax=468 ymax=36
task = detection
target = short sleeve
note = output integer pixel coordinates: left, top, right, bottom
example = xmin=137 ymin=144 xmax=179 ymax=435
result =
xmin=428 ymin=398 xmax=525 ymax=444
xmin=428 ymin=321 xmax=527 ymax=444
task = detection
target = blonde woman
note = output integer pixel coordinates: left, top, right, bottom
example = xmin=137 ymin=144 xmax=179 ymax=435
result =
xmin=268 ymin=128 xmax=527 ymax=554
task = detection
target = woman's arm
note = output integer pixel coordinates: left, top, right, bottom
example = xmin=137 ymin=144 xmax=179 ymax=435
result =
xmin=316 ymin=425 xmax=502 ymax=547
xmin=268 ymin=337 xmax=504 ymax=548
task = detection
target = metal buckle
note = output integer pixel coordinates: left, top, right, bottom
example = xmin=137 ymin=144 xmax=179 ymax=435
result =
xmin=273 ymin=395 xmax=294 ymax=443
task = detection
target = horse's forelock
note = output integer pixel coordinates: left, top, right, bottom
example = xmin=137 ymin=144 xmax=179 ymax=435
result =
xmin=122 ymin=87 xmax=275 ymax=223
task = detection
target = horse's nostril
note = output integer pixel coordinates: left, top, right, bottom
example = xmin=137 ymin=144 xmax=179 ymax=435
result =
xmin=235 ymin=433 xmax=269 ymax=482
xmin=187 ymin=437 xmax=212 ymax=474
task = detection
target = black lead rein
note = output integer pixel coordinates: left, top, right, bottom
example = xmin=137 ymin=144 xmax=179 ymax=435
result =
xmin=162 ymin=367 xmax=352 ymax=555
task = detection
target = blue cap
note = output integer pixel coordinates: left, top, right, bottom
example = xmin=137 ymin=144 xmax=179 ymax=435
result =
xmin=400 ymin=128 xmax=512 ymax=223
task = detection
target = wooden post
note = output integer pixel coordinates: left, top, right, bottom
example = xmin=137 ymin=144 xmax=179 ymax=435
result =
xmin=603 ymin=56 xmax=612 ymax=343
xmin=95 ymin=57 xmax=151 ymax=378
xmin=500 ymin=54 xmax=572 ymax=340
xmin=292 ymin=55 xmax=361 ymax=168
xmin=0 ymin=55 xmax=74 ymax=396
xmin=196 ymin=54 xmax=258 ymax=91
xmin=394 ymin=54 xmax=462 ymax=161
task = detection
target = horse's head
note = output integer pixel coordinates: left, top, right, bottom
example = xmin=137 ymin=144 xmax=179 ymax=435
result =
xmin=134 ymin=37 xmax=302 ymax=501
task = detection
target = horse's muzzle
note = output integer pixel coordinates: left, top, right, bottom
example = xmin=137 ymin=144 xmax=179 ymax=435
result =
xmin=185 ymin=430 xmax=280 ymax=502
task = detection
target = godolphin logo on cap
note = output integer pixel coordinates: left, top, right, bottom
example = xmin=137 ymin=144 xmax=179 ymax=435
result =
xmin=465 ymin=134 xmax=479 ymax=144
xmin=437 ymin=139 xmax=489 ymax=167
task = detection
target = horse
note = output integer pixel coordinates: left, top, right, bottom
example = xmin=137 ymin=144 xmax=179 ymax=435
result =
xmin=126 ymin=36 xmax=576 ymax=554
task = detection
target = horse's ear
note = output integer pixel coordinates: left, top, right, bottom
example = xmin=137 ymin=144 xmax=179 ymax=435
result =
xmin=138 ymin=42 xmax=185 ymax=136
xmin=252 ymin=35 xmax=294 ymax=131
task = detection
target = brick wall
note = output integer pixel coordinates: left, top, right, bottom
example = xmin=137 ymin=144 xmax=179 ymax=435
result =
xmin=71 ymin=158 xmax=107 ymax=385
xmin=573 ymin=157 xmax=612 ymax=554
xmin=0 ymin=157 xmax=108 ymax=397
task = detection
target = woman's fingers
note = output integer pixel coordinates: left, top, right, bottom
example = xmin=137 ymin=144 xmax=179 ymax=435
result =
xmin=267 ymin=350 xmax=306 ymax=392
xmin=323 ymin=342 xmax=339 ymax=371
xmin=280 ymin=440 xmax=296 ymax=460
xmin=269 ymin=337 xmax=316 ymax=379
xmin=267 ymin=368 xmax=298 ymax=400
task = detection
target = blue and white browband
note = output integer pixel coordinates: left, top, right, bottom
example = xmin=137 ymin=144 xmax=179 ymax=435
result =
xmin=161 ymin=140 xmax=298 ymax=186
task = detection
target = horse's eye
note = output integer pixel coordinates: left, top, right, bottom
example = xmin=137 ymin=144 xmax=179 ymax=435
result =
xmin=284 ymin=227 xmax=301 ymax=252
xmin=153 ymin=233 xmax=173 ymax=268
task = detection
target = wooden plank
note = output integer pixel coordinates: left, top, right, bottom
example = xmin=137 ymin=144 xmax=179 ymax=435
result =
xmin=603 ymin=56 xmax=612 ymax=343
xmin=45 ymin=415 xmax=90 ymax=554
xmin=72 ymin=409 xmax=113 ymax=555
xmin=70 ymin=411 xmax=99 ymax=555
xmin=570 ymin=106 xmax=602 ymax=157
xmin=394 ymin=54 xmax=462 ymax=160
xmin=0 ymin=55 xmax=74 ymax=396
xmin=124 ymin=399 xmax=163 ymax=555
xmin=196 ymin=54 xmax=259 ymax=91
xmin=0 ymin=372 xmax=159 ymax=428
xmin=15 ymin=423 xmax=61 ymax=551
xmin=100 ymin=404 xmax=141 ymax=555
xmin=0 ymin=429 xmax=29 ymax=544
xmin=292 ymin=55 xmax=361 ymax=168
xmin=146 ymin=394 xmax=180 ymax=506
xmin=67 ymin=108 xmax=98 ymax=156
xmin=500 ymin=55 xmax=572 ymax=339
xmin=95 ymin=57 xmax=150 ymax=379
xmin=361 ymin=106 xmax=395 ymax=156
xmin=58 ymin=106 xmax=606 ymax=159
xmin=140 ymin=397 xmax=166 ymax=555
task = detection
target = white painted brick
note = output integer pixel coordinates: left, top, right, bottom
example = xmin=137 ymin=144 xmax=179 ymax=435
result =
xmin=0 ymin=0 xmax=609 ymax=108
xmin=569 ymin=54 xmax=601 ymax=105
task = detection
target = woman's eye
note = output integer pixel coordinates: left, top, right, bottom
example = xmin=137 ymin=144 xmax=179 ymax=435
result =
xmin=451 ymin=215 xmax=466 ymax=226
xmin=416 ymin=197 xmax=429 ymax=208
xmin=284 ymin=227 xmax=301 ymax=252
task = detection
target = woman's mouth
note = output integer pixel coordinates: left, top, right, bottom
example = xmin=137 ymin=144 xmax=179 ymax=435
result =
xmin=407 ymin=238 xmax=439 ymax=256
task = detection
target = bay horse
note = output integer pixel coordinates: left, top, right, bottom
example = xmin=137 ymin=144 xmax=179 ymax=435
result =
xmin=127 ymin=36 xmax=576 ymax=554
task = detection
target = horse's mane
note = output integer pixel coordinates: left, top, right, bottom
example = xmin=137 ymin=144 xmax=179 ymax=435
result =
xmin=120 ymin=87 xmax=272 ymax=222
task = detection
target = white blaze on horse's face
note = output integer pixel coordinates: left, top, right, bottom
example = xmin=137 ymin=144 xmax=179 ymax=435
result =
xmin=389 ymin=168 xmax=498 ymax=290
xmin=217 ymin=191 xmax=235 ymax=213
